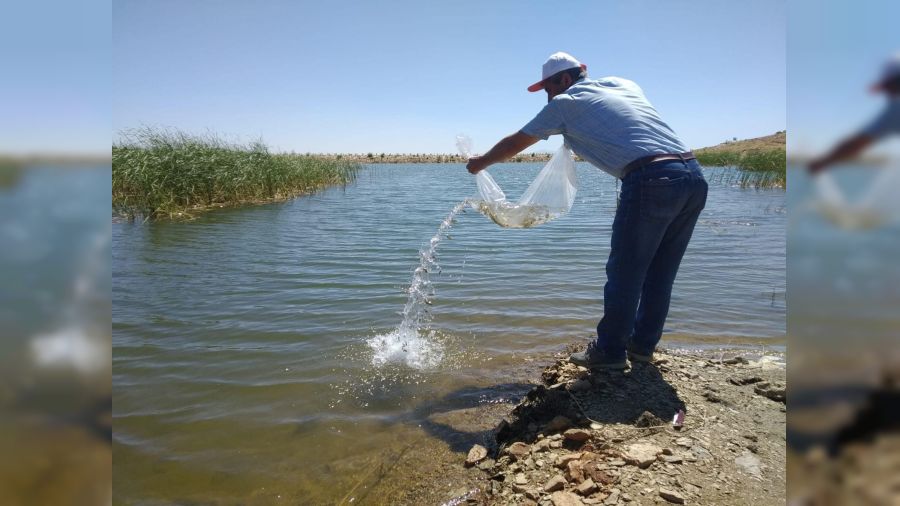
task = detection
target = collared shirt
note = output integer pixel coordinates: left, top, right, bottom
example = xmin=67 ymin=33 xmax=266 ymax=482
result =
xmin=862 ymin=97 xmax=900 ymax=139
xmin=520 ymin=76 xmax=688 ymax=178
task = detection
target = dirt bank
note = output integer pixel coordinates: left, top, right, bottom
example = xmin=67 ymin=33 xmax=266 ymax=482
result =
xmin=437 ymin=346 xmax=786 ymax=506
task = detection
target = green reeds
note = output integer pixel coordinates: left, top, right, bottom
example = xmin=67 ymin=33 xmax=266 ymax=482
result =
xmin=113 ymin=127 xmax=361 ymax=219
xmin=696 ymin=148 xmax=786 ymax=189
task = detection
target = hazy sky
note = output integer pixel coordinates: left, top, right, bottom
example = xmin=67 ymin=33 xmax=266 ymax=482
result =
xmin=111 ymin=1 xmax=786 ymax=155
xmin=788 ymin=0 xmax=900 ymax=155
xmin=0 ymin=0 xmax=109 ymax=155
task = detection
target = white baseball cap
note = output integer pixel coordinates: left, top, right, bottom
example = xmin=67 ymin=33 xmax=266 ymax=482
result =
xmin=527 ymin=52 xmax=587 ymax=92
xmin=872 ymin=51 xmax=900 ymax=92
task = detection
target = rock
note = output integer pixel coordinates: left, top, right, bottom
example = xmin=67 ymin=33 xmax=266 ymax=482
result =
xmin=557 ymin=452 xmax=583 ymax=467
xmin=658 ymin=488 xmax=685 ymax=504
xmin=728 ymin=375 xmax=763 ymax=386
xmin=515 ymin=473 xmax=529 ymax=485
xmin=525 ymin=489 xmax=541 ymax=501
xmin=575 ymin=478 xmax=598 ymax=496
xmin=623 ymin=442 xmax=662 ymax=469
xmin=550 ymin=491 xmax=583 ymax=506
xmin=583 ymin=460 xmax=616 ymax=485
xmin=544 ymin=415 xmax=573 ymax=433
xmin=544 ymin=474 xmax=567 ymax=493
xmin=563 ymin=428 xmax=592 ymax=443
xmin=534 ymin=438 xmax=552 ymax=453
xmin=735 ymin=450 xmax=762 ymax=478
xmin=754 ymin=382 xmax=786 ymax=403
xmin=659 ymin=455 xmax=683 ymax=464
xmin=505 ymin=442 xmax=531 ymax=461
xmin=634 ymin=411 xmax=664 ymax=428
xmin=465 ymin=444 xmax=488 ymax=467
xmin=565 ymin=460 xmax=585 ymax=483
xmin=604 ymin=488 xmax=620 ymax=504
xmin=722 ymin=356 xmax=749 ymax=365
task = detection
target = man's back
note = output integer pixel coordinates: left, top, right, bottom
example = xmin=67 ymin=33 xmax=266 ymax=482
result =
xmin=521 ymin=77 xmax=687 ymax=178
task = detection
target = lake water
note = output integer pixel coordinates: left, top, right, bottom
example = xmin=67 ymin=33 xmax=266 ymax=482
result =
xmin=112 ymin=162 xmax=785 ymax=504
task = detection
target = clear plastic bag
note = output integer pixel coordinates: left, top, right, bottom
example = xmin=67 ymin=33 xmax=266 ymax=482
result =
xmin=813 ymin=164 xmax=900 ymax=230
xmin=456 ymin=135 xmax=578 ymax=228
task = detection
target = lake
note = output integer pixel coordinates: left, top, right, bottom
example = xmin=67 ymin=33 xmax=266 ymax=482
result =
xmin=112 ymin=161 xmax=785 ymax=504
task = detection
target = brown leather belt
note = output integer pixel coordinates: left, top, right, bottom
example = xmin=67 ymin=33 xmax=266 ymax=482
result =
xmin=620 ymin=151 xmax=696 ymax=179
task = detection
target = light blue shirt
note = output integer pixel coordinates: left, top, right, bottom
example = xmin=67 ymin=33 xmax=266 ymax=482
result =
xmin=862 ymin=98 xmax=900 ymax=139
xmin=520 ymin=77 xmax=688 ymax=178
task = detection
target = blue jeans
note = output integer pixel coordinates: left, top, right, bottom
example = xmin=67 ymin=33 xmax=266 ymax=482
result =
xmin=594 ymin=159 xmax=707 ymax=360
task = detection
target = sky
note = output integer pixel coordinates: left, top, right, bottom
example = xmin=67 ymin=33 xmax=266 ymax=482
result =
xmin=0 ymin=0 xmax=109 ymax=156
xmin=788 ymin=0 xmax=900 ymax=156
xmin=110 ymin=0 xmax=785 ymax=155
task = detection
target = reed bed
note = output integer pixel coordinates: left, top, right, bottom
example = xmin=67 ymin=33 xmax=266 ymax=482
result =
xmin=696 ymin=148 xmax=786 ymax=189
xmin=113 ymin=128 xmax=361 ymax=219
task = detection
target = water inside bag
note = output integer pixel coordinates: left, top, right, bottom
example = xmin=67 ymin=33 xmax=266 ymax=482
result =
xmin=812 ymin=164 xmax=900 ymax=230
xmin=456 ymin=135 xmax=578 ymax=228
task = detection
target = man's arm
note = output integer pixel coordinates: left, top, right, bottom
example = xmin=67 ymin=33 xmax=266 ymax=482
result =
xmin=466 ymin=131 xmax=539 ymax=174
xmin=809 ymin=134 xmax=874 ymax=173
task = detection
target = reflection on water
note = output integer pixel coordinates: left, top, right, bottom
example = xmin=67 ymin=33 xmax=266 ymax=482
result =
xmin=113 ymin=162 xmax=784 ymax=503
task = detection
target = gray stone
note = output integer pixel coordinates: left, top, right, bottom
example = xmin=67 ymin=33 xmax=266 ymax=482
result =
xmin=624 ymin=442 xmax=662 ymax=469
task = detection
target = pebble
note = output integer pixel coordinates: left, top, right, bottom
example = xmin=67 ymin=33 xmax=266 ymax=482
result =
xmin=544 ymin=474 xmax=567 ymax=492
xmin=550 ymin=491 xmax=583 ymax=506
xmin=575 ymin=478 xmax=598 ymax=496
xmin=505 ymin=442 xmax=531 ymax=461
xmin=563 ymin=428 xmax=592 ymax=443
xmin=465 ymin=444 xmax=488 ymax=467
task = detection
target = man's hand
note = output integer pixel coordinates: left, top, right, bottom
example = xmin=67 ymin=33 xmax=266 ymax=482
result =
xmin=464 ymin=131 xmax=539 ymax=175
xmin=467 ymin=156 xmax=487 ymax=175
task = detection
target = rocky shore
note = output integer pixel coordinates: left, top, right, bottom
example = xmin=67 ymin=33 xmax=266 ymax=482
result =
xmin=445 ymin=346 xmax=786 ymax=506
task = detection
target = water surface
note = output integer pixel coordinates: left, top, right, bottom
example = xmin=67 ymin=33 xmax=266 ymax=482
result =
xmin=113 ymin=162 xmax=785 ymax=503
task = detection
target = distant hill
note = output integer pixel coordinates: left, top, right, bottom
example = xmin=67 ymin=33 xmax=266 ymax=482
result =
xmin=696 ymin=131 xmax=786 ymax=154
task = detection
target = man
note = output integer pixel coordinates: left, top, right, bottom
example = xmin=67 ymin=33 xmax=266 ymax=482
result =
xmin=809 ymin=52 xmax=900 ymax=173
xmin=466 ymin=52 xmax=707 ymax=369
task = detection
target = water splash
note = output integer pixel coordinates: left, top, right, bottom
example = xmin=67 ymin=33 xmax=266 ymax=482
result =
xmin=365 ymin=200 xmax=469 ymax=369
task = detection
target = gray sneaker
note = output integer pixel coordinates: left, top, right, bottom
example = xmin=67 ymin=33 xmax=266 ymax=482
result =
xmin=569 ymin=348 xmax=627 ymax=370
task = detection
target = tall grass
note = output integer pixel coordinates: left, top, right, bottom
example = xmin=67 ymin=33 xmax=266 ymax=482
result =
xmin=696 ymin=148 xmax=786 ymax=189
xmin=113 ymin=127 xmax=361 ymax=219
